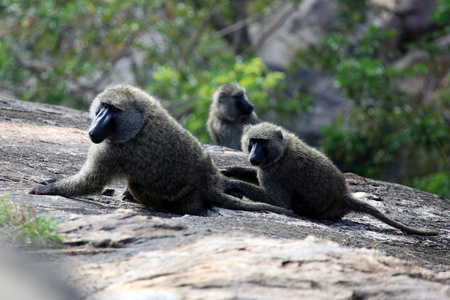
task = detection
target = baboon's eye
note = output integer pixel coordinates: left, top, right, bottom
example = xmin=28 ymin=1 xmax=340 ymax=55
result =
xmin=96 ymin=103 xmax=107 ymax=116
xmin=218 ymin=92 xmax=227 ymax=102
xmin=110 ymin=105 xmax=120 ymax=112
xmin=248 ymin=140 xmax=256 ymax=152
xmin=262 ymin=146 xmax=268 ymax=157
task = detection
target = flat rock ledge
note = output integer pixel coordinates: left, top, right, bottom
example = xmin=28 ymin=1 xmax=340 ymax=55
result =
xmin=54 ymin=209 xmax=449 ymax=300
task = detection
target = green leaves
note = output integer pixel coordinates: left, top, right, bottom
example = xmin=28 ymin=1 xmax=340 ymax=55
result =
xmin=414 ymin=172 xmax=450 ymax=199
xmin=148 ymin=56 xmax=294 ymax=143
xmin=0 ymin=0 xmax=158 ymax=105
xmin=0 ymin=1 xmax=302 ymax=137
xmin=293 ymin=1 xmax=450 ymax=197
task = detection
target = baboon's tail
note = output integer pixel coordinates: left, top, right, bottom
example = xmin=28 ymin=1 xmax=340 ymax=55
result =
xmin=210 ymin=191 xmax=296 ymax=218
xmin=345 ymin=195 xmax=439 ymax=236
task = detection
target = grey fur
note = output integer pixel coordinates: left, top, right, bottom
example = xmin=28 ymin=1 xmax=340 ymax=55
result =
xmin=207 ymin=83 xmax=260 ymax=150
xmin=30 ymin=85 xmax=295 ymax=216
xmin=223 ymin=122 xmax=439 ymax=236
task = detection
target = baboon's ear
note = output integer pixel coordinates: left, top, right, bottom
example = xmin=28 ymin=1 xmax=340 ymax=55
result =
xmin=276 ymin=129 xmax=284 ymax=140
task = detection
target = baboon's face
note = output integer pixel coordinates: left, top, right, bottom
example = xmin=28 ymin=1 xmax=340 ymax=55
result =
xmin=215 ymin=84 xmax=254 ymax=122
xmin=88 ymin=87 xmax=145 ymax=144
xmin=242 ymin=123 xmax=287 ymax=168
xmin=88 ymin=102 xmax=122 ymax=144
xmin=247 ymin=138 xmax=270 ymax=166
xmin=246 ymin=137 xmax=285 ymax=167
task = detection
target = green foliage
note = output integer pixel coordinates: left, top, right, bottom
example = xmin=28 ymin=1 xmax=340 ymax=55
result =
xmin=365 ymin=241 xmax=382 ymax=251
xmin=0 ymin=0 xmax=160 ymax=105
xmin=291 ymin=1 xmax=450 ymax=197
xmin=0 ymin=193 xmax=63 ymax=247
xmin=414 ymin=172 xmax=450 ymax=200
xmin=336 ymin=0 xmax=371 ymax=26
xmin=301 ymin=25 xmax=424 ymax=177
xmin=432 ymin=0 xmax=450 ymax=27
xmin=148 ymin=56 xmax=294 ymax=142
xmin=0 ymin=0 xmax=301 ymax=141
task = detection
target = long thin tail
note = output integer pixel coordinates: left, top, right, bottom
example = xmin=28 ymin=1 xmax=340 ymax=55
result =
xmin=210 ymin=191 xmax=296 ymax=218
xmin=345 ymin=195 xmax=439 ymax=236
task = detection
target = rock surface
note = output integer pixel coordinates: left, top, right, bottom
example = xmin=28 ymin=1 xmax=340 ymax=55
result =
xmin=1 ymin=98 xmax=449 ymax=299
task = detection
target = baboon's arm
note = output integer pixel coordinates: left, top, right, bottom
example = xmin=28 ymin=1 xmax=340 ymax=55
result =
xmin=30 ymin=155 xmax=113 ymax=197
xmin=223 ymin=178 xmax=280 ymax=206
xmin=221 ymin=166 xmax=259 ymax=185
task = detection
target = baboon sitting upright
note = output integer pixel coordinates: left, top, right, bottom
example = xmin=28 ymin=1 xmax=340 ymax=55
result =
xmin=30 ymin=85 xmax=295 ymax=217
xmin=207 ymin=83 xmax=260 ymax=150
xmin=222 ymin=122 xmax=439 ymax=236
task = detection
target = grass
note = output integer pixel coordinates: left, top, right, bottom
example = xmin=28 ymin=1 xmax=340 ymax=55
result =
xmin=365 ymin=241 xmax=383 ymax=251
xmin=325 ymin=235 xmax=386 ymax=252
xmin=0 ymin=193 xmax=63 ymax=248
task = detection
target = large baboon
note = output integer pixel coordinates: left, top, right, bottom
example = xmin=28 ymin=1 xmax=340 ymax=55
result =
xmin=30 ymin=85 xmax=295 ymax=216
xmin=207 ymin=83 xmax=260 ymax=150
xmin=222 ymin=122 xmax=439 ymax=235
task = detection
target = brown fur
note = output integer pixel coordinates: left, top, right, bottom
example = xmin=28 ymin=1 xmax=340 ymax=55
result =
xmin=207 ymin=83 xmax=260 ymax=150
xmin=30 ymin=85 xmax=295 ymax=216
xmin=223 ymin=122 xmax=439 ymax=235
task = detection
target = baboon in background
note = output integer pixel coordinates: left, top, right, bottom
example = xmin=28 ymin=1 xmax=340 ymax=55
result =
xmin=30 ymin=85 xmax=295 ymax=217
xmin=222 ymin=122 xmax=439 ymax=236
xmin=207 ymin=83 xmax=260 ymax=150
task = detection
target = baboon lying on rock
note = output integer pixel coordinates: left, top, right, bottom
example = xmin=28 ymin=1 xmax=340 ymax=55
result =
xmin=30 ymin=85 xmax=295 ymax=216
xmin=222 ymin=122 xmax=439 ymax=236
xmin=207 ymin=83 xmax=260 ymax=150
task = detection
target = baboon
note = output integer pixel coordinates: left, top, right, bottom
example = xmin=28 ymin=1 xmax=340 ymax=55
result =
xmin=222 ymin=122 xmax=439 ymax=236
xmin=30 ymin=85 xmax=295 ymax=217
xmin=207 ymin=83 xmax=260 ymax=150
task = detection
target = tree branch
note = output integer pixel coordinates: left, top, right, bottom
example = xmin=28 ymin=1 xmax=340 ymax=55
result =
xmin=253 ymin=3 xmax=299 ymax=51
xmin=179 ymin=4 xmax=219 ymax=66
xmin=206 ymin=0 xmax=286 ymax=54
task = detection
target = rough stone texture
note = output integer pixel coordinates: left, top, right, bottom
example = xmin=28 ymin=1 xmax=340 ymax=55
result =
xmin=1 ymin=98 xmax=449 ymax=299
xmin=57 ymin=210 xmax=450 ymax=300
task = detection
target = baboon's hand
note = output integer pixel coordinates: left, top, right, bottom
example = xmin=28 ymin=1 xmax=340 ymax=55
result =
xmin=220 ymin=167 xmax=234 ymax=176
xmin=29 ymin=183 xmax=56 ymax=195
xmin=220 ymin=166 xmax=259 ymax=185
xmin=122 ymin=188 xmax=137 ymax=202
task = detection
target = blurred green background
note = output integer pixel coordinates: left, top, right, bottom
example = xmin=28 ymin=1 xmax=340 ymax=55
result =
xmin=0 ymin=0 xmax=448 ymax=198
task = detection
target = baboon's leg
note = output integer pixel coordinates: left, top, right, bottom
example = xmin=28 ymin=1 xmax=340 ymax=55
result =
xmin=221 ymin=166 xmax=259 ymax=185
xmin=222 ymin=178 xmax=282 ymax=207
xmin=211 ymin=192 xmax=296 ymax=217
